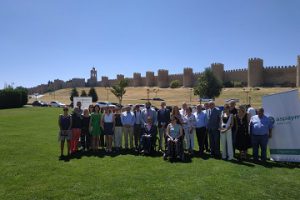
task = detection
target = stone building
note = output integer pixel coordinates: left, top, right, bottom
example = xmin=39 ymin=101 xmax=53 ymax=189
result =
xmin=28 ymin=55 xmax=300 ymax=94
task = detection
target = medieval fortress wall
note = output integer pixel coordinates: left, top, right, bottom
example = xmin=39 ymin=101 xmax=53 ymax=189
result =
xmin=29 ymin=55 xmax=300 ymax=94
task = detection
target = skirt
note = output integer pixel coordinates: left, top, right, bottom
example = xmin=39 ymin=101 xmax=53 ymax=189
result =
xmin=104 ymin=122 xmax=114 ymax=135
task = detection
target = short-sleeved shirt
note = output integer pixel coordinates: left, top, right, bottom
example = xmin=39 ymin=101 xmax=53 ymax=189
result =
xmin=250 ymin=115 xmax=273 ymax=136
xmin=169 ymin=123 xmax=181 ymax=138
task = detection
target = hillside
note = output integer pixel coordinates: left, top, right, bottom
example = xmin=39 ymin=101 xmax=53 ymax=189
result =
xmin=29 ymin=87 xmax=298 ymax=108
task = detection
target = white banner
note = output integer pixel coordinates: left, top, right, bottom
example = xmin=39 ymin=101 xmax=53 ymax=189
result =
xmin=73 ymin=97 xmax=92 ymax=110
xmin=262 ymin=89 xmax=300 ymax=162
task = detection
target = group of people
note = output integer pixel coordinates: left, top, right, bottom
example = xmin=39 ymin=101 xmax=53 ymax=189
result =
xmin=58 ymin=100 xmax=273 ymax=163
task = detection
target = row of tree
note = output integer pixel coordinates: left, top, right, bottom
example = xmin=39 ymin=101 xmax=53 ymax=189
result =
xmin=0 ymin=87 xmax=28 ymax=109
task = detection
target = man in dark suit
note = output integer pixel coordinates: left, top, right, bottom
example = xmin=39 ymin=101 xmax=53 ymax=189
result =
xmin=140 ymin=117 xmax=157 ymax=154
xmin=207 ymin=101 xmax=221 ymax=158
xmin=157 ymin=102 xmax=171 ymax=151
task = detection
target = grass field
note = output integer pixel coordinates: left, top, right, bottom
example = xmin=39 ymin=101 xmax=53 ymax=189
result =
xmin=30 ymin=87 xmax=299 ymax=108
xmin=0 ymin=107 xmax=300 ymax=199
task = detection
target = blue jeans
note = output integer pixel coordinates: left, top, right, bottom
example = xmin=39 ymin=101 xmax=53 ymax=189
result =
xmin=251 ymin=134 xmax=268 ymax=161
xmin=208 ymin=128 xmax=220 ymax=157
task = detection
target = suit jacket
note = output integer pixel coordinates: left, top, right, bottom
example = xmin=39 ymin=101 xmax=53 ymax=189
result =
xmin=157 ymin=108 xmax=171 ymax=128
xmin=141 ymin=108 xmax=157 ymax=125
xmin=207 ymin=107 xmax=221 ymax=130
xmin=141 ymin=124 xmax=157 ymax=141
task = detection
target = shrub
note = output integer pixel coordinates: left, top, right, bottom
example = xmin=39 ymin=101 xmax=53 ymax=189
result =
xmin=0 ymin=87 xmax=28 ymax=109
xmin=170 ymin=80 xmax=182 ymax=88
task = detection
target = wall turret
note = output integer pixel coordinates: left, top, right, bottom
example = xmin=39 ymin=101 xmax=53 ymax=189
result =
xmin=248 ymin=58 xmax=264 ymax=87
xmin=183 ymin=68 xmax=193 ymax=87
xmin=133 ymin=73 xmax=142 ymax=87
xmin=146 ymin=71 xmax=155 ymax=87
xmin=211 ymin=63 xmax=224 ymax=83
xmin=157 ymin=69 xmax=169 ymax=88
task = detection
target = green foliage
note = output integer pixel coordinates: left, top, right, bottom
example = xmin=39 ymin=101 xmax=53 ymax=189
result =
xmin=88 ymin=87 xmax=98 ymax=102
xmin=194 ymin=68 xmax=223 ymax=99
xmin=223 ymin=81 xmax=234 ymax=88
xmin=0 ymin=87 xmax=28 ymax=109
xmin=110 ymin=79 xmax=129 ymax=105
xmin=170 ymin=80 xmax=182 ymax=88
xmin=80 ymin=90 xmax=87 ymax=97
xmin=70 ymin=88 xmax=79 ymax=102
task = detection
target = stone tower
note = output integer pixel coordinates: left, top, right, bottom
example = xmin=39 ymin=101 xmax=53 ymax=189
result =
xmin=146 ymin=71 xmax=155 ymax=87
xmin=297 ymin=55 xmax=300 ymax=87
xmin=117 ymin=74 xmax=124 ymax=82
xmin=211 ymin=63 xmax=224 ymax=83
xmin=183 ymin=68 xmax=193 ymax=87
xmin=101 ymin=76 xmax=109 ymax=87
xmin=157 ymin=69 xmax=169 ymax=88
xmin=88 ymin=67 xmax=98 ymax=87
xmin=133 ymin=73 xmax=142 ymax=87
xmin=248 ymin=58 xmax=264 ymax=87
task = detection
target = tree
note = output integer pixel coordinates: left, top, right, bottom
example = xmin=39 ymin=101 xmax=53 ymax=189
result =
xmin=70 ymin=88 xmax=79 ymax=102
xmin=80 ymin=90 xmax=87 ymax=97
xmin=88 ymin=87 xmax=98 ymax=102
xmin=170 ymin=80 xmax=182 ymax=88
xmin=194 ymin=68 xmax=223 ymax=100
xmin=110 ymin=79 xmax=129 ymax=105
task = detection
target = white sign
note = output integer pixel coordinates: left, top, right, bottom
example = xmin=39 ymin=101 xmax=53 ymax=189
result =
xmin=73 ymin=97 xmax=92 ymax=110
xmin=262 ymin=89 xmax=300 ymax=162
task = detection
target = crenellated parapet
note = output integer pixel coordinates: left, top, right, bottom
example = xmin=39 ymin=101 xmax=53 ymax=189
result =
xmin=27 ymin=56 xmax=300 ymax=94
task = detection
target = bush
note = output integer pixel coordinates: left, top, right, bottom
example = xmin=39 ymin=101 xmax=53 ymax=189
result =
xmin=170 ymin=80 xmax=181 ymax=88
xmin=88 ymin=87 xmax=98 ymax=102
xmin=0 ymin=87 xmax=28 ymax=109
xmin=223 ymin=81 xmax=234 ymax=88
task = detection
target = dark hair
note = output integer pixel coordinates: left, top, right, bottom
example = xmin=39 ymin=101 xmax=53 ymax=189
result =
xmin=94 ymin=105 xmax=100 ymax=113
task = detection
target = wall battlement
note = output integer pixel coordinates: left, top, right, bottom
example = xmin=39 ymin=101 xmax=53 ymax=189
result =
xmin=28 ymin=55 xmax=300 ymax=94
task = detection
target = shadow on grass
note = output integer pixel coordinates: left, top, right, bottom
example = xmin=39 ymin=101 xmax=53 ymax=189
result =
xmin=58 ymin=150 xmax=300 ymax=168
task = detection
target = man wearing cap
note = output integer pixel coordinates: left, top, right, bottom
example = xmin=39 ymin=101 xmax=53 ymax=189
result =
xmin=249 ymin=107 xmax=273 ymax=163
xmin=121 ymin=106 xmax=136 ymax=150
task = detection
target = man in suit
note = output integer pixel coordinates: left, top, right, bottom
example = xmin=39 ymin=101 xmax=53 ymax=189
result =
xmin=141 ymin=102 xmax=157 ymax=125
xmin=207 ymin=101 xmax=221 ymax=158
xmin=140 ymin=116 xmax=157 ymax=154
xmin=133 ymin=105 xmax=143 ymax=151
xmin=157 ymin=102 xmax=171 ymax=151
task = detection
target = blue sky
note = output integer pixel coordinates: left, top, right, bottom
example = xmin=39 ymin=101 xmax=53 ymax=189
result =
xmin=0 ymin=0 xmax=300 ymax=88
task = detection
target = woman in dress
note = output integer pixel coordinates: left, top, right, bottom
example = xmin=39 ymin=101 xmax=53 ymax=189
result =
xmin=89 ymin=105 xmax=102 ymax=152
xmin=101 ymin=106 xmax=115 ymax=152
xmin=235 ymin=106 xmax=251 ymax=160
xmin=220 ymin=104 xmax=234 ymax=160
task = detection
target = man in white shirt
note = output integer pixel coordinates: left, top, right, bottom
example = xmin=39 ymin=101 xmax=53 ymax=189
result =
xmin=194 ymin=104 xmax=207 ymax=156
xmin=121 ymin=106 xmax=136 ymax=150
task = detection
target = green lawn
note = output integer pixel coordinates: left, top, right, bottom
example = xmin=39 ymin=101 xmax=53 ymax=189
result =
xmin=0 ymin=107 xmax=299 ymax=200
